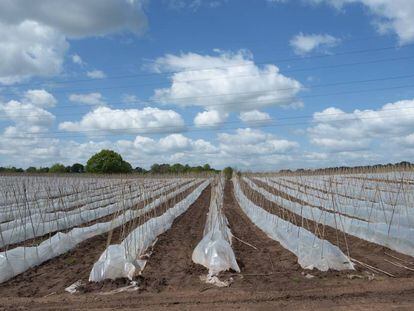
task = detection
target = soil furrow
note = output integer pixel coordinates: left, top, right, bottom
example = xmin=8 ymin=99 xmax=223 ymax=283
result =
xmin=139 ymin=185 xmax=211 ymax=293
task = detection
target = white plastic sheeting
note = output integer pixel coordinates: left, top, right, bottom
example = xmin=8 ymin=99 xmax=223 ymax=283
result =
xmin=0 ymin=180 xmax=192 ymax=248
xmin=233 ymin=178 xmax=354 ymax=271
xmin=0 ymin=181 xmax=176 ymax=232
xmin=258 ymin=177 xmax=414 ymax=228
xmin=192 ymin=177 xmax=240 ymax=277
xmin=89 ymin=179 xmax=211 ymax=282
xmin=245 ymin=177 xmax=414 ymax=258
xmin=0 ymin=179 xmax=203 ymax=284
xmin=0 ymin=180 xmax=174 ymax=224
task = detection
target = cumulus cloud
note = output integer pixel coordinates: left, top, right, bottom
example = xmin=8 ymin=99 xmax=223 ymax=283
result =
xmin=152 ymin=50 xmax=303 ymax=112
xmin=0 ymin=0 xmax=147 ymax=38
xmin=219 ymin=128 xmax=299 ymax=156
xmin=58 ymin=106 xmax=185 ymax=135
xmin=308 ymin=99 xmax=414 ymax=152
xmin=0 ymin=100 xmax=55 ymax=129
xmin=69 ymin=93 xmax=106 ymax=106
xmin=290 ymin=33 xmax=341 ymax=55
xmin=86 ymin=70 xmax=106 ymax=79
xmin=0 ymin=0 xmax=147 ymax=83
xmin=0 ymin=89 xmax=56 ymax=129
xmin=239 ymin=110 xmax=271 ymax=125
xmin=167 ymin=0 xmax=227 ymax=10
xmin=194 ymin=110 xmax=228 ymax=127
xmin=71 ymin=54 xmax=84 ymax=65
xmin=306 ymin=0 xmax=414 ymax=44
xmin=23 ymin=89 xmax=57 ymax=108
xmin=0 ymin=21 xmax=68 ymax=84
xmin=0 ymin=90 xmax=58 ymax=166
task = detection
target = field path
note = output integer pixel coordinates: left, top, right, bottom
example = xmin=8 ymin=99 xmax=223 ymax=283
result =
xmin=140 ymin=185 xmax=211 ymax=292
xmin=222 ymin=180 xmax=305 ymax=292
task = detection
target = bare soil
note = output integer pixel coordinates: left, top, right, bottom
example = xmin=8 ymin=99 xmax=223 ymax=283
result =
xmin=0 ymin=180 xmax=413 ymax=310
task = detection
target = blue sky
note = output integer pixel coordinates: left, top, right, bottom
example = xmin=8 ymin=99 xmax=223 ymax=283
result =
xmin=0 ymin=0 xmax=414 ymax=171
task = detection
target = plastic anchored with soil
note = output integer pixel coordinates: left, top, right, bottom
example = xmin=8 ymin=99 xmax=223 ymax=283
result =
xmin=233 ymin=177 xmax=354 ymax=271
xmin=89 ymin=180 xmax=211 ymax=282
xmin=192 ymin=176 xmax=240 ymax=285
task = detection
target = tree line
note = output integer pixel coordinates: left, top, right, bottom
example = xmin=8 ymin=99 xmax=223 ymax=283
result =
xmin=0 ymin=150 xmax=219 ymax=174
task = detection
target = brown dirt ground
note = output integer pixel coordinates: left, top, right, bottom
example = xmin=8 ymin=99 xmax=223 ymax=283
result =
xmin=0 ymin=180 xmax=413 ymax=310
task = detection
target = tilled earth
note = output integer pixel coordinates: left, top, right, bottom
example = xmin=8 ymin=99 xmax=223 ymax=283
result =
xmin=0 ymin=180 xmax=413 ymax=310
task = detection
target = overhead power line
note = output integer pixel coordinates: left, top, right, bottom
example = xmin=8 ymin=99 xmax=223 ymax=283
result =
xmin=5 ymin=103 xmax=414 ymax=140
xmin=0 ymin=73 xmax=413 ymax=120
xmin=0 ymin=42 xmax=413 ymax=91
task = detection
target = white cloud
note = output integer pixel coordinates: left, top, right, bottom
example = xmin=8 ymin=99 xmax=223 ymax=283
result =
xmin=167 ymin=0 xmax=227 ymax=10
xmin=308 ymin=99 xmax=414 ymax=152
xmin=307 ymin=0 xmax=414 ymax=44
xmin=0 ymin=100 xmax=55 ymax=129
xmin=0 ymin=90 xmax=56 ymax=129
xmin=0 ymin=21 xmax=68 ymax=84
xmin=71 ymin=54 xmax=84 ymax=65
xmin=0 ymin=90 xmax=58 ymax=166
xmin=218 ymin=128 xmax=299 ymax=156
xmin=23 ymin=89 xmax=57 ymax=108
xmin=0 ymin=0 xmax=147 ymax=83
xmin=152 ymin=50 xmax=303 ymax=112
xmin=59 ymin=106 xmax=185 ymax=135
xmin=0 ymin=0 xmax=147 ymax=38
xmin=122 ymin=94 xmax=142 ymax=104
xmin=239 ymin=110 xmax=271 ymax=125
xmin=194 ymin=110 xmax=228 ymax=127
xmin=290 ymin=33 xmax=341 ymax=55
xmin=86 ymin=70 xmax=106 ymax=79
xmin=69 ymin=92 xmax=106 ymax=106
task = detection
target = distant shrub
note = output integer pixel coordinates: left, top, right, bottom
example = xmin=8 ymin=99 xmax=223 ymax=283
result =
xmin=49 ymin=163 xmax=67 ymax=173
xmin=223 ymin=167 xmax=233 ymax=180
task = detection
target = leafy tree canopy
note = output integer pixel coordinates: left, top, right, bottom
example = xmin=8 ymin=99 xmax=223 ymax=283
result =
xmin=86 ymin=150 xmax=132 ymax=174
xmin=49 ymin=163 xmax=67 ymax=173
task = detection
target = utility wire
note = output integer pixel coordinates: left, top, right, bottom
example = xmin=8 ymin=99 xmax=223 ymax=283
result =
xmin=1 ymin=42 xmax=413 ymax=91
xmin=5 ymin=104 xmax=414 ymax=140
xmin=0 ymin=73 xmax=413 ymax=119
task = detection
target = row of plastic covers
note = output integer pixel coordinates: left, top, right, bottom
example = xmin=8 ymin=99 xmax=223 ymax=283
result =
xmin=0 ymin=179 xmax=172 ymax=222
xmin=260 ymin=177 xmax=414 ymax=228
xmin=245 ymin=177 xmax=414 ymax=257
xmin=0 ymin=180 xmax=177 ymax=232
xmin=89 ymin=179 xmax=211 ymax=281
xmin=234 ymin=177 xmax=354 ymax=271
xmin=281 ymin=174 xmax=414 ymax=205
xmin=0 ymin=179 xmax=192 ymax=248
xmin=0 ymin=179 xmax=203 ymax=283
xmin=192 ymin=177 xmax=240 ymax=279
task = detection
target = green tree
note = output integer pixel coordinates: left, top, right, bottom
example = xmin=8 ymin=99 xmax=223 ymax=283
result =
xmin=70 ymin=163 xmax=85 ymax=173
xmin=134 ymin=167 xmax=147 ymax=174
xmin=26 ymin=167 xmax=38 ymax=173
xmin=49 ymin=163 xmax=67 ymax=173
xmin=223 ymin=167 xmax=233 ymax=180
xmin=150 ymin=163 xmax=160 ymax=174
xmin=86 ymin=150 xmax=132 ymax=174
xmin=171 ymin=163 xmax=185 ymax=173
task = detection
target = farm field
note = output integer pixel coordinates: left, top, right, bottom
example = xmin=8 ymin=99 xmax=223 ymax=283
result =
xmin=0 ymin=171 xmax=413 ymax=310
